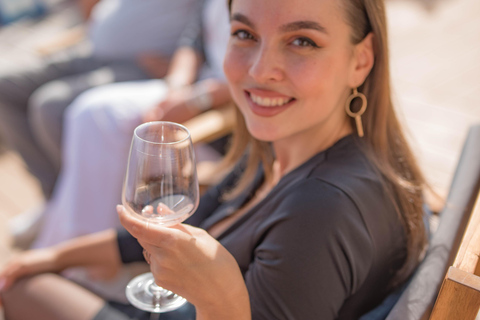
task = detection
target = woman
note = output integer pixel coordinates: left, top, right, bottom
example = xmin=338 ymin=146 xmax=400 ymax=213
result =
xmin=0 ymin=0 xmax=428 ymax=319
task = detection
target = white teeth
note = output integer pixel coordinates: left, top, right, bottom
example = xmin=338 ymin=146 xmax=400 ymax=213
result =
xmin=250 ymin=93 xmax=291 ymax=107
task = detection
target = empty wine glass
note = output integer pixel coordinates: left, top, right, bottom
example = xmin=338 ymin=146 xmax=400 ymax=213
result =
xmin=122 ymin=121 xmax=199 ymax=313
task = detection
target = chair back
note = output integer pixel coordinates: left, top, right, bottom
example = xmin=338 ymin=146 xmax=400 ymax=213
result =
xmin=386 ymin=124 xmax=480 ymax=319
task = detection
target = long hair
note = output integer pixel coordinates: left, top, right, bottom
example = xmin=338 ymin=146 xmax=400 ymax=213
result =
xmin=224 ymin=0 xmax=427 ymax=287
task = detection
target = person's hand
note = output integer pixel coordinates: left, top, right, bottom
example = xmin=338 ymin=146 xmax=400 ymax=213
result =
xmin=137 ymin=53 xmax=170 ymax=79
xmin=117 ymin=205 xmax=251 ymax=319
xmin=0 ymin=248 xmax=60 ymax=306
xmin=142 ymin=86 xmax=199 ymax=124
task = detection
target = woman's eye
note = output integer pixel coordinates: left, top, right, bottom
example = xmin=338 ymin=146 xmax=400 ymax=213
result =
xmin=232 ymin=30 xmax=255 ymax=41
xmin=292 ymin=37 xmax=319 ymax=48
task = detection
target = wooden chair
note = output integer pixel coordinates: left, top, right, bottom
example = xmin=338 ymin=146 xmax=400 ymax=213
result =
xmin=383 ymin=124 xmax=480 ymax=319
xmin=183 ymin=104 xmax=235 ymax=146
xmin=429 ymin=196 xmax=480 ymax=319
xmin=183 ymin=104 xmax=236 ymax=192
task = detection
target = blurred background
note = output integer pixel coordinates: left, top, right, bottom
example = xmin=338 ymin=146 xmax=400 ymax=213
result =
xmin=0 ymin=0 xmax=479 ymax=311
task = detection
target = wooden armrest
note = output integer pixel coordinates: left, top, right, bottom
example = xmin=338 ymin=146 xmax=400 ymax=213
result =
xmin=453 ymin=193 xmax=480 ymax=276
xmin=429 ymin=267 xmax=480 ymax=320
xmin=183 ymin=104 xmax=235 ymax=145
xmin=36 ymin=25 xmax=86 ymax=57
xmin=182 ymin=104 xmax=235 ymax=192
xmin=430 ymin=193 xmax=480 ymax=319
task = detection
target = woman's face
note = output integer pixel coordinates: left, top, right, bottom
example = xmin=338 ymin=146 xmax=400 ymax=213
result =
xmin=224 ymin=0 xmax=371 ymax=143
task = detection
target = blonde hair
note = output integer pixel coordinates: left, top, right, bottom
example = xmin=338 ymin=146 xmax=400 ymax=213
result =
xmin=225 ymin=0 xmax=427 ymax=287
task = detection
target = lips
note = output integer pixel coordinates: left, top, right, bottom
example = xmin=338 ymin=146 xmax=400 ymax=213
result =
xmin=244 ymin=89 xmax=295 ymax=117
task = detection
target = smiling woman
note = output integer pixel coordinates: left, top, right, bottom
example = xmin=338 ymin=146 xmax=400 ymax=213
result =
xmin=0 ymin=0 xmax=428 ymax=319
xmin=223 ymin=0 xmax=427 ymax=289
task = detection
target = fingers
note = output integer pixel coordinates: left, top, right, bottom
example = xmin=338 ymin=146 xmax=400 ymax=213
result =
xmin=141 ymin=205 xmax=154 ymax=214
xmin=117 ymin=205 xmax=178 ymax=246
xmin=143 ymin=106 xmax=165 ymax=123
xmin=140 ymin=203 xmax=173 ymax=219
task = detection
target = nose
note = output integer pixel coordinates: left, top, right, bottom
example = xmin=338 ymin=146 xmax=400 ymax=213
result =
xmin=248 ymin=43 xmax=284 ymax=83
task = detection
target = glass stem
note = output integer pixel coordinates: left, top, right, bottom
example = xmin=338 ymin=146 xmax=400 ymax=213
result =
xmin=150 ymin=283 xmax=164 ymax=309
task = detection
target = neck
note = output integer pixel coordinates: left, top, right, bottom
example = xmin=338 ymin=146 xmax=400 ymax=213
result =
xmin=271 ymin=118 xmax=353 ymax=182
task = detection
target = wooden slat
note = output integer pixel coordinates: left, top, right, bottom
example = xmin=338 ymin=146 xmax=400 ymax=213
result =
xmin=430 ymin=267 xmax=480 ymax=320
xmin=430 ymin=193 xmax=480 ymax=319
xmin=183 ymin=104 xmax=235 ymax=145
xmin=453 ymin=195 xmax=480 ymax=276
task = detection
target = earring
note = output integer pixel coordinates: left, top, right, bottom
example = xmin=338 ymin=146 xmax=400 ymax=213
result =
xmin=345 ymin=87 xmax=367 ymax=137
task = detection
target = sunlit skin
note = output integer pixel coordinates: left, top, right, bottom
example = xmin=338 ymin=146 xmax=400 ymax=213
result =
xmin=224 ymin=0 xmax=374 ymax=179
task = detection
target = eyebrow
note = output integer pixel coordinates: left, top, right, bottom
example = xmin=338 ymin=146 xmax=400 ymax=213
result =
xmin=280 ymin=21 xmax=328 ymax=34
xmin=231 ymin=13 xmax=255 ymax=28
xmin=230 ymin=13 xmax=328 ymax=35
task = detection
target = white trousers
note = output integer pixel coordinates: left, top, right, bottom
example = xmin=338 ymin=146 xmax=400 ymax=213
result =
xmin=33 ymin=79 xmax=169 ymax=249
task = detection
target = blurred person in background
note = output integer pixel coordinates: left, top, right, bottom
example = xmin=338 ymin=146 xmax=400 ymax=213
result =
xmin=30 ymin=0 xmax=231 ymax=250
xmin=2 ymin=0 xmax=230 ymax=303
xmin=0 ymin=0 xmax=196 ymax=248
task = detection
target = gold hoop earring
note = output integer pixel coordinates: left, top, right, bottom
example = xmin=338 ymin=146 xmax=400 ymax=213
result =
xmin=345 ymin=88 xmax=367 ymax=137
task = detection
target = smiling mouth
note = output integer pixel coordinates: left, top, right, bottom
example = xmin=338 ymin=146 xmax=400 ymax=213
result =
xmin=248 ymin=92 xmax=295 ymax=107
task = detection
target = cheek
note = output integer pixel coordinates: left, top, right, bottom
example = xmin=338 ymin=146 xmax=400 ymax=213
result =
xmin=290 ymin=54 xmax=347 ymax=100
xmin=224 ymin=46 xmax=247 ymax=84
xmin=224 ymin=47 xmax=252 ymax=109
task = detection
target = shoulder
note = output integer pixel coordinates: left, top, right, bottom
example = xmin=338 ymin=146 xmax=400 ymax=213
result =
xmin=275 ymin=135 xmax=384 ymax=229
xmin=271 ymin=178 xmax=371 ymax=248
xmin=258 ymin=177 xmax=375 ymax=295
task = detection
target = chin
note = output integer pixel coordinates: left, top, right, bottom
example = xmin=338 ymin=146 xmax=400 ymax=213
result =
xmin=244 ymin=121 xmax=281 ymax=142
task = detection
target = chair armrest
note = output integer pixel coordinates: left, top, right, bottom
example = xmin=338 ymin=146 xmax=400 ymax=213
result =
xmin=429 ymin=266 xmax=480 ymax=320
xmin=453 ymin=193 xmax=480 ymax=276
xmin=183 ymin=104 xmax=235 ymax=145
xmin=430 ymin=193 xmax=480 ymax=319
xmin=182 ymin=104 xmax=235 ymax=191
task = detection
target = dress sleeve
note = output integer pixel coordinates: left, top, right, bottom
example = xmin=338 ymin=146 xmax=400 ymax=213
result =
xmin=185 ymin=163 xmax=245 ymax=227
xmin=245 ymin=179 xmax=374 ymax=320
xmin=116 ymin=228 xmax=145 ymax=264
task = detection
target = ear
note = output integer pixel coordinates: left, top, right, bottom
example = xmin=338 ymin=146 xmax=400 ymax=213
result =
xmin=348 ymin=32 xmax=375 ymax=88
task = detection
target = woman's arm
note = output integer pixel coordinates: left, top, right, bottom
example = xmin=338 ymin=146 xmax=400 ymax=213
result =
xmin=55 ymin=229 xmax=122 ymax=274
xmin=78 ymin=0 xmax=101 ymax=19
xmin=163 ymin=46 xmax=203 ymax=89
xmin=143 ymin=79 xmax=232 ymax=124
xmin=0 ymin=229 xmax=122 ymax=293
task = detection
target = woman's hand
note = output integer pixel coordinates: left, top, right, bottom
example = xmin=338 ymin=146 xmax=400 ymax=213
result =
xmin=0 ymin=248 xmax=60 ymax=305
xmin=137 ymin=53 xmax=170 ymax=79
xmin=117 ymin=205 xmax=251 ymax=320
xmin=142 ymin=86 xmax=200 ymax=124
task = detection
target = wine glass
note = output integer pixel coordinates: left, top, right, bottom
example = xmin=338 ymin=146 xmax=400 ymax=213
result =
xmin=122 ymin=121 xmax=199 ymax=313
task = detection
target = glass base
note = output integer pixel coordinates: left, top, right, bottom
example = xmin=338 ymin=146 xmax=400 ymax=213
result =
xmin=126 ymin=272 xmax=187 ymax=313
